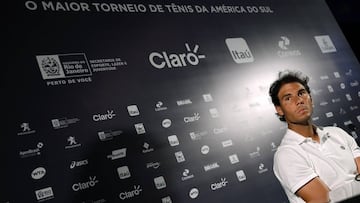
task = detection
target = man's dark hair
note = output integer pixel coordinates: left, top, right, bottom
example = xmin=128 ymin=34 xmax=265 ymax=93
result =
xmin=269 ymin=70 xmax=311 ymax=121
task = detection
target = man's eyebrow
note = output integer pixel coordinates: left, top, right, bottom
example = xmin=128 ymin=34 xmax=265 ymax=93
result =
xmin=281 ymin=93 xmax=292 ymax=99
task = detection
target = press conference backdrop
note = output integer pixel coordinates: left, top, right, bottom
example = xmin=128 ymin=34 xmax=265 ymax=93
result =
xmin=3 ymin=0 xmax=360 ymax=202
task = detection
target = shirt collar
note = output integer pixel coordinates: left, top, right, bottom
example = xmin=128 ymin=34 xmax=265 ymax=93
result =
xmin=281 ymin=126 xmax=329 ymax=145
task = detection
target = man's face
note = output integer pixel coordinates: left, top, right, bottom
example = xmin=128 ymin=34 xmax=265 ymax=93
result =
xmin=275 ymin=82 xmax=313 ymax=125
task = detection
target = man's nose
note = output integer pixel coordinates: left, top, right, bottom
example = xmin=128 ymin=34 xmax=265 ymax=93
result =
xmin=296 ymin=95 xmax=304 ymax=105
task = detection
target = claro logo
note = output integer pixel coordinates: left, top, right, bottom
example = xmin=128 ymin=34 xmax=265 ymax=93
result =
xmin=211 ymin=178 xmax=228 ymax=191
xmin=72 ymin=176 xmax=99 ymax=191
xmin=149 ymin=43 xmax=205 ymax=69
xmin=119 ymin=185 xmax=143 ymax=200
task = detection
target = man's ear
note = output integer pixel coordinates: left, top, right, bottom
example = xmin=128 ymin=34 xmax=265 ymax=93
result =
xmin=275 ymin=105 xmax=284 ymax=117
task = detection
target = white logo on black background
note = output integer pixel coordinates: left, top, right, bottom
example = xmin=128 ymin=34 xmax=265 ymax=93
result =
xmin=149 ymin=43 xmax=205 ymax=69
xmin=162 ymin=119 xmax=172 ymax=128
xmin=276 ymin=36 xmax=301 ymax=57
xmin=119 ymin=185 xmax=142 ymax=200
xmin=72 ymin=176 xmax=99 ymax=191
xmin=117 ymin=166 xmax=131 ymax=179
xmin=36 ymin=55 xmax=65 ymax=79
xmin=154 ymin=176 xmax=167 ymax=189
xmin=31 ymin=167 xmax=46 ymax=180
xmin=35 ymin=187 xmax=54 ymax=201
xmin=36 ymin=53 xmax=92 ymax=80
xmin=127 ymin=105 xmax=140 ymax=116
xmin=134 ymin=123 xmax=146 ymax=134
xmin=236 ymin=170 xmax=247 ymax=182
xmin=175 ymin=151 xmax=186 ymax=163
xmin=168 ymin=135 xmax=179 ymax=146
xmin=314 ymin=35 xmax=337 ymax=53
xmin=225 ymin=38 xmax=254 ymax=64
xmin=189 ymin=188 xmax=199 ymax=199
xmin=181 ymin=169 xmax=194 ymax=181
xmin=210 ymin=178 xmax=228 ymax=191
xmin=278 ymin=36 xmax=290 ymax=50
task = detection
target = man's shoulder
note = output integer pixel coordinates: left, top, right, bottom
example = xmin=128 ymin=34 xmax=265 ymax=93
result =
xmin=319 ymin=126 xmax=348 ymax=135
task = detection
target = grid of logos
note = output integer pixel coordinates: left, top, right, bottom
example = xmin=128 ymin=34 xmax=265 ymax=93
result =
xmin=14 ymin=34 xmax=360 ymax=203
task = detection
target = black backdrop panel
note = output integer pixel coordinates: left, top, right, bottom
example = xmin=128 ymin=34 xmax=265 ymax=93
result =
xmin=3 ymin=0 xmax=360 ymax=202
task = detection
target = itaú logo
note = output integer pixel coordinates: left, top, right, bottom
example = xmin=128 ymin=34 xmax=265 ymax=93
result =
xmin=149 ymin=43 xmax=206 ymax=69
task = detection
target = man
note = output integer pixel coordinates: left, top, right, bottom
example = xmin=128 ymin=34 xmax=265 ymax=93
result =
xmin=269 ymin=70 xmax=360 ymax=203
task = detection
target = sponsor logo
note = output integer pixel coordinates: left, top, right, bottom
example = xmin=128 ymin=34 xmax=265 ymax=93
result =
xmin=225 ymin=38 xmax=254 ymax=64
xmin=154 ymin=176 xmax=167 ymax=189
xmin=31 ymin=167 xmax=46 ymax=180
xmin=117 ymin=166 xmax=131 ymax=179
xmin=229 ymin=154 xmax=239 ymax=164
xmin=327 ymin=85 xmax=334 ymax=93
xmin=35 ymin=187 xmax=54 ymax=202
xmin=134 ymin=123 xmax=146 ymax=134
xmin=36 ymin=53 xmax=92 ymax=80
xmin=340 ymin=108 xmax=346 ymax=115
xmin=146 ymin=162 xmax=160 ymax=169
xmin=277 ymin=36 xmax=301 ymax=57
xmin=333 ymin=71 xmax=340 ymax=78
xmin=258 ymin=163 xmax=269 ymax=174
xmin=19 ymin=142 xmax=43 ymax=158
xmin=214 ymin=127 xmax=227 ymax=135
xmin=189 ymin=188 xmax=199 ymax=199
xmin=332 ymin=97 xmax=341 ymax=103
xmin=155 ymin=101 xmax=168 ymax=111
xmin=184 ymin=113 xmax=200 ymax=123
xmin=168 ymin=135 xmax=179 ymax=146
xmin=98 ymin=130 xmax=122 ymax=141
xmin=17 ymin=122 xmax=36 ymax=135
xmin=81 ymin=199 xmax=106 ymax=203
xmin=161 ymin=196 xmax=172 ymax=203
xmin=127 ymin=105 xmax=140 ymax=116
xmin=209 ymin=108 xmax=219 ymax=118
xmin=314 ymin=35 xmax=337 ymax=53
xmin=65 ymin=136 xmax=81 ymax=149
xmin=236 ymin=170 xmax=247 ymax=182
xmin=325 ymin=112 xmax=334 ymax=118
xmin=92 ymin=110 xmax=115 ymax=121
xmin=350 ymin=105 xmax=359 ymax=111
xmin=210 ymin=178 xmax=228 ymax=191
xmin=320 ymin=75 xmax=329 ymax=80
xmin=203 ymin=93 xmax=213 ymax=102
xmin=176 ymin=99 xmax=192 ymax=106
xmin=350 ymin=80 xmax=359 ymax=87
xmin=107 ymin=148 xmax=126 ymax=160
xmin=181 ymin=169 xmax=194 ymax=181
xmin=72 ymin=176 xmax=99 ymax=191
xmin=119 ymin=185 xmax=142 ymax=200
xmin=201 ymin=145 xmax=210 ymax=155
xmin=142 ymin=142 xmax=154 ymax=153
xmin=249 ymin=147 xmax=261 ymax=158
xmin=189 ymin=131 xmax=208 ymax=140
xmin=175 ymin=151 xmax=186 ymax=163
xmin=149 ymin=43 xmax=205 ymax=69
xmin=222 ymin=139 xmax=233 ymax=148
xmin=51 ymin=117 xmax=79 ymax=129
xmin=312 ymin=88 xmax=324 ymax=95
xmin=319 ymin=101 xmax=328 ymax=106
xmin=204 ymin=162 xmax=220 ymax=171
xmin=346 ymin=94 xmax=352 ymax=101
xmin=162 ymin=119 xmax=172 ymax=128
xmin=344 ymin=120 xmax=353 ymax=126
xmin=271 ymin=142 xmax=278 ymax=151
xmin=70 ymin=159 xmax=88 ymax=169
